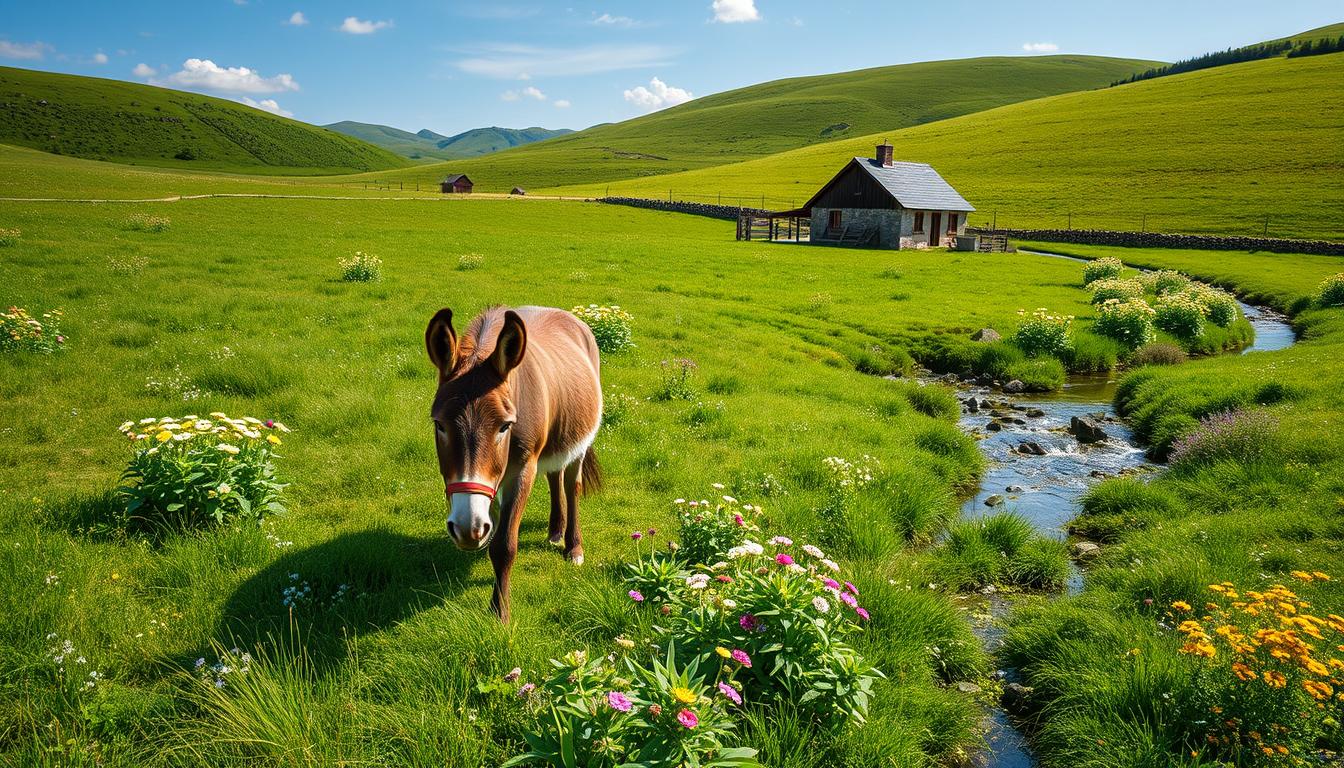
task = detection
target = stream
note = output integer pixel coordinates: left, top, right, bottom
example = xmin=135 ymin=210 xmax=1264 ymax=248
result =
xmin=952 ymin=254 xmax=1297 ymax=767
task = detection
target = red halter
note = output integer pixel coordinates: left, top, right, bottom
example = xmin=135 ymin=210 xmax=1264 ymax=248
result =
xmin=446 ymin=481 xmax=497 ymax=500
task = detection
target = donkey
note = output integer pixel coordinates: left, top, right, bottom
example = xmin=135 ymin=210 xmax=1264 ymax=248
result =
xmin=425 ymin=306 xmax=602 ymax=622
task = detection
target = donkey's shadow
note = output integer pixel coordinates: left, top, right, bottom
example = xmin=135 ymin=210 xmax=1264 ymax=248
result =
xmin=209 ymin=526 xmax=483 ymax=671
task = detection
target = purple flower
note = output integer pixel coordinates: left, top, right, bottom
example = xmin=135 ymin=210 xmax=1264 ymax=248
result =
xmin=855 ymin=607 xmax=870 ymax=621
xmin=607 ymin=691 xmax=633 ymax=712
xmin=844 ymin=581 xmax=859 ymax=596
xmin=677 ymin=709 xmax=699 ymax=729
xmin=503 ymin=667 xmax=521 ymax=683
xmin=718 ymin=682 xmax=742 ymax=706
xmin=731 ymin=649 xmax=752 ymax=668
xmin=822 ymin=578 xmax=841 ymax=591
xmin=518 ymin=682 xmax=536 ymax=697
xmin=631 ymin=531 xmax=643 ymax=540
xmin=647 ymin=528 xmax=657 ymax=536
xmin=214 ymin=679 xmax=226 ymax=688
xmin=739 ymin=613 xmax=762 ymax=632
xmin=194 ymin=658 xmax=206 ymax=669
xmin=775 ymin=553 xmax=794 ymax=566
xmin=628 ymin=590 xmax=644 ymax=602
xmin=733 ymin=514 xmax=745 ymax=527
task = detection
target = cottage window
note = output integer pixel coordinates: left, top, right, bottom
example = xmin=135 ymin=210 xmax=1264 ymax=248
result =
xmin=947 ymin=213 xmax=958 ymax=233
xmin=829 ymin=210 xmax=842 ymax=230
xmin=913 ymin=211 xmax=924 ymax=233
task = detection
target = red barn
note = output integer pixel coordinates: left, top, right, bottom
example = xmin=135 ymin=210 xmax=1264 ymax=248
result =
xmin=440 ymin=174 xmax=473 ymax=194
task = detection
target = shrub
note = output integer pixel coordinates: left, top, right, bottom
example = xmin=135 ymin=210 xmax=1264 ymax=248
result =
xmin=1154 ymin=293 xmax=1205 ymax=340
xmin=1088 ymin=278 xmax=1144 ymax=304
xmin=1317 ymin=273 xmax=1344 ymax=308
xmin=602 ymin=389 xmax=639 ymax=429
xmin=0 ymin=228 xmax=19 ymax=246
xmin=1142 ymin=269 xmax=1190 ymax=295
xmin=339 ymin=251 xmax=382 ymax=282
xmin=937 ymin=513 xmax=1067 ymax=591
xmin=901 ymin=383 xmax=959 ymax=421
xmin=1005 ymin=358 xmax=1066 ymax=391
xmin=1082 ymin=257 xmax=1124 ymax=285
xmin=1 ymin=306 xmax=65 ymax=353
xmin=115 ymin=413 xmax=289 ymax=529
xmin=125 ymin=213 xmax=170 ymax=233
xmin=1186 ymin=284 xmax=1241 ymax=327
xmin=572 ymin=304 xmax=635 ymax=354
xmin=1130 ymin=342 xmax=1187 ymax=366
xmin=1094 ymin=298 xmax=1156 ymax=349
xmin=1062 ymin=333 xmax=1121 ymax=373
xmin=456 ymin=253 xmax=484 ymax=271
xmin=653 ymin=358 xmax=697 ymax=402
xmin=1011 ymin=308 xmax=1073 ymax=357
xmin=674 ymin=493 xmax=762 ymax=566
xmin=1168 ymin=409 xmax=1278 ymax=469
xmin=975 ymin=341 xmax=1024 ymax=380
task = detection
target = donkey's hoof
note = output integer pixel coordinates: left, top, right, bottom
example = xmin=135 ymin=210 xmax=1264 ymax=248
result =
xmin=548 ymin=536 xmax=565 ymax=548
xmin=567 ymin=552 xmax=585 ymax=566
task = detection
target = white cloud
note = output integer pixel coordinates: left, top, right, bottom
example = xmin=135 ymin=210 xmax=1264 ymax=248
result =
xmin=340 ymin=17 xmax=391 ymax=34
xmin=456 ymin=43 xmax=675 ymax=79
xmin=623 ymin=77 xmax=693 ymax=111
xmin=501 ymin=85 xmax=547 ymax=102
xmin=92 ymin=52 xmax=109 ymax=65
xmin=712 ymin=0 xmax=760 ymax=23
xmin=161 ymin=58 xmax=299 ymax=94
xmin=239 ymin=97 xmax=293 ymax=117
xmin=0 ymin=40 xmax=51 ymax=60
xmin=1022 ymin=42 xmax=1060 ymax=53
xmin=592 ymin=13 xmax=637 ymax=27
xmin=286 ymin=11 xmax=309 ymax=26
xmin=553 ymin=99 xmax=571 ymax=108
xmin=132 ymin=62 xmax=156 ymax=77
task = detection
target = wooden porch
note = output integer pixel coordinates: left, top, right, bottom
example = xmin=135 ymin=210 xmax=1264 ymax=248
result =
xmin=735 ymin=208 xmax=811 ymax=243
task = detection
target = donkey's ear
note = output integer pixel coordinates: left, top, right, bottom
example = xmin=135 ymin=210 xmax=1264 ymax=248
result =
xmin=425 ymin=308 xmax=458 ymax=381
xmin=490 ymin=310 xmax=527 ymax=378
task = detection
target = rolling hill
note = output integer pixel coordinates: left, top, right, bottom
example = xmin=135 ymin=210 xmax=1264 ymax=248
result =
xmin=324 ymin=122 xmax=572 ymax=161
xmin=0 ymin=66 xmax=406 ymax=173
xmin=539 ymin=51 xmax=1344 ymax=240
xmin=353 ymin=54 xmax=1155 ymax=191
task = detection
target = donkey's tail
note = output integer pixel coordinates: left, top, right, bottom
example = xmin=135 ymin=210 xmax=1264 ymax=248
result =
xmin=580 ymin=446 xmax=602 ymax=496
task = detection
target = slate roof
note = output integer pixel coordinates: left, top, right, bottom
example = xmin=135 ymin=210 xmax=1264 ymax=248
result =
xmin=441 ymin=174 xmax=471 ymax=184
xmin=852 ymin=158 xmax=974 ymax=212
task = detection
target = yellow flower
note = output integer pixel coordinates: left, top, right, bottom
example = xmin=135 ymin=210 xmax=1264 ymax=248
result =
xmin=1263 ymin=670 xmax=1287 ymax=688
xmin=671 ymin=687 xmax=697 ymax=705
xmin=217 ymin=443 xmax=241 ymax=455
xmin=1292 ymin=570 xmax=1314 ymax=582
xmin=1171 ymin=601 xmax=1192 ymax=612
xmin=1313 ymin=571 xmax=1331 ymax=581
xmin=715 ymin=647 xmax=732 ymax=659
xmin=155 ymin=431 xmax=172 ymax=443
xmin=267 ymin=434 xmax=282 ymax=445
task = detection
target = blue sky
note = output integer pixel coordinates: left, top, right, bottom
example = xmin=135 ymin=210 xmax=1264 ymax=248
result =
xmin=1 ymin=1 xmax=1339 ymax=135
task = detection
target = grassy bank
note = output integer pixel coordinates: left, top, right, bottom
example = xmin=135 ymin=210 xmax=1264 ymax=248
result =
xmin=0 ymin=196 xmax=1119 ymax=765
xmin=1000 ymin=246 xmax=1344 ymax=766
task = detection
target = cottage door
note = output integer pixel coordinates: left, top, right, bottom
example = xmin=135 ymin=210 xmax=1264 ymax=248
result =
xmin=930 ymin=212 xmax=942 ymax=246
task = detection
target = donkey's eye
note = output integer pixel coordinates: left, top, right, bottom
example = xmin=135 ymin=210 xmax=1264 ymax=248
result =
xmin=499 ymin=421 xmax=514 ymax=434
xmin=434 ymin=422 xmax=446 ymax=434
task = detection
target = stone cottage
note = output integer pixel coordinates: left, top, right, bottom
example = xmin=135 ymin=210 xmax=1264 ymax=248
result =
xmin=804 ymin=142 xmax=974 ymax=249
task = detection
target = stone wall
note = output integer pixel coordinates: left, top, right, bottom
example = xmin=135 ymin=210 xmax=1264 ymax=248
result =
xmin=812 ymin=207 xmax=900 ymax=248
xmin=968 ymin=227 xmax=1344 ymax=256
xmin=595 ymin=197 xmax=764 ymax=221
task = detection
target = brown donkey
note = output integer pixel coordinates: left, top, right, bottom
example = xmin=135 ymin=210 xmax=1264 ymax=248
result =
xmin=425 ymin=306 xmax=602 ymax=622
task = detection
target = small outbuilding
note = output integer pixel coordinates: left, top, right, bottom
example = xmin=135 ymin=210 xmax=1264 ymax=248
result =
xmin=510 ymin=187 xmax=527 ymax=196
xmin=739 ymin=142 xmax=973 ymax=249
xmin=440 ymin=174 xmax=473 ymax=194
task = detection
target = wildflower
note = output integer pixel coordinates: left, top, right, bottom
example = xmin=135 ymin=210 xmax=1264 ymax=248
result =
xmin=607 ymin=691 xmax=633 ymax=712
xmin=739 ymin=613 xmax=762 ymax=632
xmin=518 ymin=683 xmax=536 ymax=697
xmin=217 ymin=483 xmax=231 ymax=495
xmin=1171 ymin=601 xmax=1192 ymax=612
xmin=677 ymin=709 xmax=698 ymax=729
xmin=822 ymin=578 xmax=841 ymax=592
xmin=856 ymin=607 xmax=871 ymax=621
xmin=770 ymin=536 xmax=793 ymax=547
xmin=812 ymin=596 xmax=831 ymax=613
xmin=1263 ymin=670 xmax=1286 ymax=688
xmin=267 ymin=434 xmax=282 ymax=445
xmin=631 ymin=531 xmax=643 ymax=540
xmin=503 ymin=667 xmax=521 ymax=682
xmin=628 ymin=590 xmax=644 ymax=602
xmin=615 ymin=636 xmax=635 ymax=650
xmin=265 ymin=420 xmax=274 ymax=428
xmin=733 ymin=514 xmax=744 ymax=526
xmin=195 ymin=658 xmax=206 ymax=668
xmin=715 ymin=646 xmax=732 ymax=659
xmin=659 ymin=604 xmax=671 ymax=616
xmin=647 ymin=528 xmax=657 ymax=536
xmin=839 ymin=591 xmax=858 ymax=609
xmin=648 ymin=704 xmax=662 ymax=716
xmin=844 ymin=581 xmax=859 ymax=596
xmin=686 ymin=574 xmax=710 ymax=590
xmin=672 ymin=687 xmax=697 ymax=705
xmin=715 ymin=574 xmax=732 ymax=583
xmin=718 ymin=682 xmax=742 ymax=706
xmin=821 ymin=559 xmax=840 ymax=572
xmin=731 ymin=649 xmax=752 ymax=667
xmin=802 ymin=544 xmax=825 ymax=559
xmin=217 ymin=443 xmax=241 ymax=455
xmin=775 ymin=553 xmax=794 ymax=566
xmin=155 ymin=431 xmax=172 ymax=443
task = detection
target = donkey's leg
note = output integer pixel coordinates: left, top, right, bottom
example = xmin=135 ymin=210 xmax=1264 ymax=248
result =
xmin=490 ymin=459 xmax=537 ymax=623
xmin=546 ymin=471 xmax=565 ymax=547
xmin=562 ymin=459 xmax=584 ymax=565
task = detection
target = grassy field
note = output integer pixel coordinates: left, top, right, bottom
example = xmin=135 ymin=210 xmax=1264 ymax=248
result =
xmin=323 ymin=123 xmax=574 ymax=163
xmin=0 ymin=191 xmax=1144 ymax=765
xmin=997 ymin=245 xmax=1344 ymax=767
xmin=0 ymin=66 xmax=406 ymax=174
xmin=540 ymin=53 xmax=1344 ymax=239
xmin=343 ymin=55 xmax=1154 ymax=194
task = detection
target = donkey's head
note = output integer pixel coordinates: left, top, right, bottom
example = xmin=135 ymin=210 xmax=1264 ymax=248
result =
xmin=425 ymin=308 xmax=528 ymax=551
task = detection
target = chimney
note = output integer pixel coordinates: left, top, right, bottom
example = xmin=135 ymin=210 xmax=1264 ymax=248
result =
xmin=876 ymin=140 xmax=894 ymax=167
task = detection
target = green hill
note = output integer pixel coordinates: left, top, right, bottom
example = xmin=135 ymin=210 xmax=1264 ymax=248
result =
xmin=542 ymin=52 xmax=1344 ymax=240
xmin=0 ymin=66 xmax=406 ymax=174
xmin=324 ymin=122 xmax=572 ymax=162
xmin=353 ymin=54 xmax=1155 ymax=191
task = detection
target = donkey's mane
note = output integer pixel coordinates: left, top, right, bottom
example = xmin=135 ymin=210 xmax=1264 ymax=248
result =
xmin=452 ymin=305 xmax=508 ymax=374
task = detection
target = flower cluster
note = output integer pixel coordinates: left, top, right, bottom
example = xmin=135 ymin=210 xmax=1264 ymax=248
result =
xmin=1169 ymin=577 xmax=1344 ymax=762
xmin=0 ymin=228 xmax=19 ymax=247
xmin=339 ymin=251 xmax=383 ymax=282
xmin=1 ymin=306 xmax=65 ymax=353
xmin=1168 ymin=409 xmax=1277 ymax=468
xmin=195 ymin=647 xmax=252 ymax=689
xmin=1012 ymin=307 xmax=1074 ymax=357
xmin=572 ymin=304 xmax=635 ymax=354
xmin=116 ymin=413 xmax=290 ymax=528
xmin=1088 ymin=277 xmax=1145 ymax=304
xmin=1186 ymin=283 xmax=1242 ymax=328
xmin=46 ymin=633 xmax=103 ymax=694
xmin=1095 ymin=297 xmax=1156 ymax=349
xmin=1082 ymin=257 xmax=1125 ymax=285
xmin=457 ymin=253 xmax=484 ymax=271
xmin=1143 ymin=269 xmax=1191 ymax=296
xmin=654 ymin=358 xmax=698 ymax=402
xmin=822 ymin=455 xmax=879 ymax=495
xmin=1317 ymin=273 xmax=1344 ymax=309
xmin=673 ymin=489 xmax=761 ymax=566
xmin=1154 ymin=292 xmax=1207 ymax=340
xmin=125 ymin=213 xmax=171 ymax=233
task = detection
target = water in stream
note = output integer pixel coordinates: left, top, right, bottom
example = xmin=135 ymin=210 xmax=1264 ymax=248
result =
xmin=952 ymin=274 xmax=1297 ymax=767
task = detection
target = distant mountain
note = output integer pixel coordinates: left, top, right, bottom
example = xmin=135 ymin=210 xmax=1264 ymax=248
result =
xmin=324 ymin=122 xmax=572 ymax=161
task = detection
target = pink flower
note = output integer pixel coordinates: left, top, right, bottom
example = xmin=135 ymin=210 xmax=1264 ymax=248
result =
xmin=647 ymin=528 xmax=657 ymax=536
xmin=855 ymin=607 xmax=870 ymax=621
xmin=731 ymin=649 xmax=752 ymax=668
xmin=775 ymin=553 xmax=794 ymax=566
xmin=265 ymin=420 xmax=275 ymax=428
xmin=659 ymin=604 xmax=671 ymax=615
xmin=518 ymin=683 xmax=535 ymax=697
xmin=677 ymin=709 xmax=699 ymax=729
xmin=822 ymin=578 xmax=841 ymax=591
xmin=631 ymin=531 xmax=643 ymax=540
xmin=739 ymin=613 xmax=762 ymax=632
xmin=607 ymin=691 xmax=633 ymax=712
xmin=718 ymin=682 xmax=742 ymax=706
xmin=503 ymin=667 xmax=521 ymax=683
xmin=733 ymin=514 xmax=745 ymax=527
xmin=56 ymin=335 xmax=65 ymax=343
xmin=716 ymin=574 xmax=733 ymax=583
xmin=628 ymin=590 xmax=644 ymax=602
xmin=844 ymin=581 xmax=859 ymax=596
xmin=839 ymin=591 xmax=858 ymax=609
xmin=1143 ymin=598 xmax=1154 ymax=607
xmin=648 ymin=703 xmax=663 ymax=716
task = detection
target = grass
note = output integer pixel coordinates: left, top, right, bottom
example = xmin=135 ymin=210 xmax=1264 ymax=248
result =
xmin=1001 ymin=244 xmax=1344 ymax=766
xmin=0 ymin=66 xmax=405 ymax=173
xmin=0 ymin=189 xmax=1152 ymax=765
xmin=541 ymin=53 xmax=1344 ymax=239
